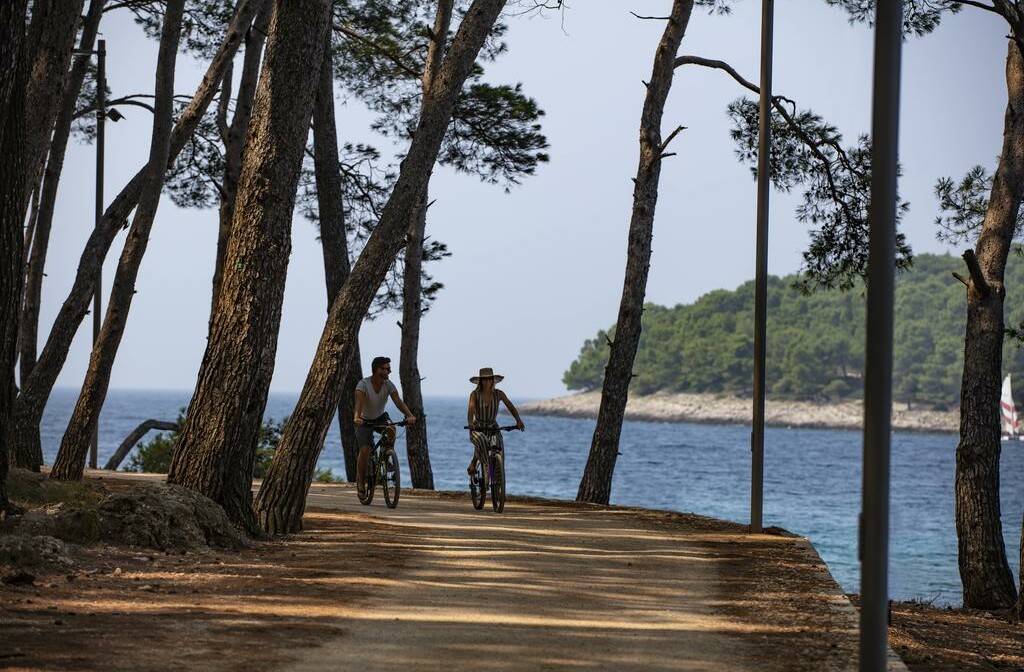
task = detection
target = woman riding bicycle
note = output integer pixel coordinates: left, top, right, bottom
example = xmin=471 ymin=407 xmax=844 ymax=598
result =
xmin=467 ymin=367 xmax=525 ymax=479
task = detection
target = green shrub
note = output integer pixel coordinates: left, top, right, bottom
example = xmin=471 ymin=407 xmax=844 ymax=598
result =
xmin=314 ymin=468 xmax=343 ymax=483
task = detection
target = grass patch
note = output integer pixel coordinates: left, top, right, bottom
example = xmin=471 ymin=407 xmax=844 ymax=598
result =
xmin=7 ymin=468 xmax=103 ymax=509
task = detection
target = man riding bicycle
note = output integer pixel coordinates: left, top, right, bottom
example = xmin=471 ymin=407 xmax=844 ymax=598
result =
xmin=354 ymin=356 xmax=416 ymax=499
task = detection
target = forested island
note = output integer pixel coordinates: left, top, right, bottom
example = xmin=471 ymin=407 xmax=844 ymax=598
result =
xmin=563 ymin=253 xmax=1024 ymax=409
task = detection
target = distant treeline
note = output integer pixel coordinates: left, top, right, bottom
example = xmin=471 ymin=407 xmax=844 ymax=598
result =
xmin=564 ymin=253 xmax=1024 ymax=407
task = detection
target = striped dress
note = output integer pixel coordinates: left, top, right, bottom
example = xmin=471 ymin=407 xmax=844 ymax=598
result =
xmin=470 ymin=389 xmax=502 ymax=454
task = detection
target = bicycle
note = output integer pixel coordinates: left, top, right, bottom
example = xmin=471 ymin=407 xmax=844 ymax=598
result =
xmin=358 ymin=419 xmax=406 ymax=508
xmin=465 ymin=425 xmax=521 ymax=513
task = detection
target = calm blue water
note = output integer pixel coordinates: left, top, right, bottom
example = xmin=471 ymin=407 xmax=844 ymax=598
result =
xmin=40 ymin=388 xmax=1023 ymax=605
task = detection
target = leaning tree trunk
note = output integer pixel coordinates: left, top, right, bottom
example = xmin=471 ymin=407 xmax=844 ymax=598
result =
xmin=210 ymin=0 xmax=273 ymax=318
xmin=22 ymin=0 xmax=84 ymax=211
xmin=955 ymin=40 xmax=1024 ymax=611
xmin=0 ymin=0 xmax=29 ymax=513
xmin=577 ymin=0 xmax=693 ymax=505
xmin=19 ymin=0 xmax=105 ymax=391
xmin=9 ymin=0 xmax=265 ymax=470
xmin=167 ymin=0 xmax=335 ymax=536
xmin=50 ymin=0 xmax=185 ymax=482
xmin=311 ymin=36 xmax=362 ymax=482
xmin=254 ymin=0 xmax=508 ymax=534
xmin=399 ymin=0 xmax=451 ymax=492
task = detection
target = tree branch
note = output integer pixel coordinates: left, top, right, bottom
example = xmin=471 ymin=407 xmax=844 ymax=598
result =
xmin=676 ymin=55 xmax=861 ymax=225
xmin=659 ymin=124 xmax=686 ymax=154
xmin=630 ymin=12 xmax=672 ymax=19
xmin=962 ymin=249 xmax=992 ymax=296
xmin=674 ymin=55 xmax=759 ymax=94
xmin=332 ymin=23 xmax=422 ymax=79
xmin=959 ymin=0 xmax=1003 ymax=14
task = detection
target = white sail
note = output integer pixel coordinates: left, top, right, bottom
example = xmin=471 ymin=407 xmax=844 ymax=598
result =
xmin=1001 ymin=374 xmax=1019 ymax=438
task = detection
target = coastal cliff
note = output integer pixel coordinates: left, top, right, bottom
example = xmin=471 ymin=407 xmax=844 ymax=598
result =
xmin=520 ymin=391 xmax=960 ymax=434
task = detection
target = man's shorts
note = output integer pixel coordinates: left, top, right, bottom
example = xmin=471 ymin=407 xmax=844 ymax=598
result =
xmin=356 ymin=413 xmax=394 ymax=448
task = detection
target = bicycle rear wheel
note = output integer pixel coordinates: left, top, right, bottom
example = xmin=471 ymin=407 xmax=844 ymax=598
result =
xmin=490 ymin=452 xmax=505 ymax=513
xmin=383 ymin=448 xmax=401 ymax=508
xmin=469 ymin=452 xmax=486 ymax=510
xmin=358 ymin=454 xmax=376 ymax=505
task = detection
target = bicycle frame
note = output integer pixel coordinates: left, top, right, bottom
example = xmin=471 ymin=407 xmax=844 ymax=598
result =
xmin=359 ymin=420 xmax=405 ymax=508
xmin=466 ymin=425 xmax=519 ymax=513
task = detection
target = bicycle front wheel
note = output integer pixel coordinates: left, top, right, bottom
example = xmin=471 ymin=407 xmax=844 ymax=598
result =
xmin=470 ymin=452 xmax=486 ymax=510
xmin=358 ymin=455 xmax=376 ymax=505
xmin=383 ymin=448 xmax=401 ymax=509
xmin=490 ymin=452 xmax=505 ymax=513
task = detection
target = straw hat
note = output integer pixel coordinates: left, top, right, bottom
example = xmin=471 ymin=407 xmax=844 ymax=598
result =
xmin=470 ymin=367 xmax=504 ymax=383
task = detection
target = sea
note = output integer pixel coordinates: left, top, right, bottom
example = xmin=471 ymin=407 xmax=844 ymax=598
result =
xmin=39 ymin=388 xmax=1024 ymax=606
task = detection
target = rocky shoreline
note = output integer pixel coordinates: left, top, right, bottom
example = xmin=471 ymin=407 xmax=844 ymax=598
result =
xmin=520 ymin=390 xmax=960 ymax=434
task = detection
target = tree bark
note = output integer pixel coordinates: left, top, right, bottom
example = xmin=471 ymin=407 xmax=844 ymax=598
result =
xmin=50 ymin=0 xmax=185 ymax=482
xmin=254 ymin=0 xmax=508 ymax=534
xmin=23 ymin=0 xmax=84 ymax=208
xmin=103 ymin=419 xmax=178 ymax=471
xmin=0 ymin=0 xmax=29 ymax=514
xmin=400 ymin=196 xmax=433 ymax=489
xmin=577 ymin=0 xmax=692 ymax=505
xmin=210 ymin=0 xmax=273 ymax=319
xmin=9 ymin=0 xmax=266 ymax=470
xmin=167 ymin=0 xmax=335 ymax=536
xmin=1018 ymin=512 xmax=1024 ymax=620
xmin=955 ymin=40 xmax=1024 ymax=610
xmin=397 ymin=0 xmax=452 ymax=492
xmin=311 ymin=35 xmax=362 ymax=482
xmin=19 ymin=0 xmax=105 ymax=391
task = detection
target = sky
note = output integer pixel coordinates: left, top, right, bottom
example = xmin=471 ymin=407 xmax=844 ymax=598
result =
xmin=43 ymin=1 xmax=1007 ymax=400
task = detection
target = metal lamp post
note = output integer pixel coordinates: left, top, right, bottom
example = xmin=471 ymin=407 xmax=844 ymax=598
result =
xmin=750 ymin=0 xmax=774 ymax=534
xmin=860 ymin=2 xmax=903 ymax=669
xmin=73 ymin=39 xmax=109 ymax=470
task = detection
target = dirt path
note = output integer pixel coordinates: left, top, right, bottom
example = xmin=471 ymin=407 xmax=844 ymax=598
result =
xmin=292 ymin=491 xmax=750 ymax=672
xmin=2 ymin=475 xmax=907 ymax=671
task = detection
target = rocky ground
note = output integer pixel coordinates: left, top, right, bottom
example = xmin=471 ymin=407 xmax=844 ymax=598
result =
xmin=521 ymin=391 xmax=960 ymax=434
xmin=1 ymin=470 xmax=1020 ymax=671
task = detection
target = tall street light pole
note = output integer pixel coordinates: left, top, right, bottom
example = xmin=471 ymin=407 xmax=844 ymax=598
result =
xmin=861 ymin=2 xmax=902 ymax=669
xmin=91 ymin=38 xmax=105 ymax=470
xmin=750 ymin=0 xmax=773 ymax=534
xmin=74 ymin=39 xmax=107 ymax=470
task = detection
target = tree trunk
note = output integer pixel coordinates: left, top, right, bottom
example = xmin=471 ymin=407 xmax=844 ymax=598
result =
xmin=1018 ymin=512 xmax=1024 ymax=620
xmin=211 ymin=0 xmax=273 ymax=318
xmin=398 ymin=0 xmax=451 ymax=492
xmin=400 ymin=194 xmax=433 ymax=489
xmin=19 ymin=0 xmax=105 ymax=391
xmin=311 ymin=35 xmax=362 ymax=482
xmin=254 ymin=0 xmax=507 ymax=534
xmin=23 ymin=0 xmax=84 ymax=208
xmin=0 ymin=0 xmax=29 ymax=514
xmin=167 ymin=0 xmax=334 ymax=536
xmin=9 ymin=0 xmax=266 ymax=470
xmin=955 ymin=40 xmax=1024 ymax=610
xmin=50 ymin=0 xmax=185 ymax=482
xmin=577 ymin=0 xmax=692 ymax=505
xmin=104 ymin=419 xmax=179 ymax=470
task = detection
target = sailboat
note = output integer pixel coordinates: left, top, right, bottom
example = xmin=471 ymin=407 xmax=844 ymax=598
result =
xmin=1000 ymin=374 xmax=1023 ymax=441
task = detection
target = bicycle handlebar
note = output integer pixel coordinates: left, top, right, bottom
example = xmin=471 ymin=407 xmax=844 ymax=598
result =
xmin=464 ymin=425 xmax=522 ymax=432
xmin=364 ymin=419 xmax=408 ymax=430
